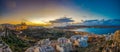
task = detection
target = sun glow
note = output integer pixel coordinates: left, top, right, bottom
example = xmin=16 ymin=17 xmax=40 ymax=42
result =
xmin=32 ymin=21 xmax=45 ymax=24
xmin=30 ymin=20 xmax=51 ymax=26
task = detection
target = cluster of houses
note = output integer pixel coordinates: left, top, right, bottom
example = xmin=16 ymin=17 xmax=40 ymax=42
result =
xmin=0 ymin=23 xmax=44 ymax=31
xmin=0 ymin=23 xmax=28 ymax=31
xmin=25 ymin=35 xmax=89 ymax=52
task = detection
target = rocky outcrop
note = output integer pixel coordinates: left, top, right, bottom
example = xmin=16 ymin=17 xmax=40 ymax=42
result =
xmin=113 ymin=30 xmax=120 ymax=43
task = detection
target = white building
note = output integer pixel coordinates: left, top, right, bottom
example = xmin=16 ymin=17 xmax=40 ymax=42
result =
xmin=78 ymin=35 xmax=88 ymax=47
xmin=70 ymin=35 xmax=88 ymax=47
xmin=56 ymin=37 xmax=73 ymax=52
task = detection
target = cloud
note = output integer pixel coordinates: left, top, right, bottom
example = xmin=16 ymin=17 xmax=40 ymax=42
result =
xmin=49 ymin=17 xmax=74 ymax=23
xmin=80 ymin=19 xmax=120 ymax=26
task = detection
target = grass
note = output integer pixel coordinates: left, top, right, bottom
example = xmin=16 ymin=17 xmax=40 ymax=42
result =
xmin=1 ymin=35 xmax=30 ymax=52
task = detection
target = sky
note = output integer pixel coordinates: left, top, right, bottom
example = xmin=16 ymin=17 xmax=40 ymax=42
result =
xmin=0 ymin=0 xmax=120 ymax=24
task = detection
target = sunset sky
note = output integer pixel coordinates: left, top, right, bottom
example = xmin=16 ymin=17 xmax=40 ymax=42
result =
xmin=0 ymin=0 xmax=120 ymax=24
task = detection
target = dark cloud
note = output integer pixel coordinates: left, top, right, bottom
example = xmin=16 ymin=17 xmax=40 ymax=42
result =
xmin=50 ymin=17 xmax=74 ymax=23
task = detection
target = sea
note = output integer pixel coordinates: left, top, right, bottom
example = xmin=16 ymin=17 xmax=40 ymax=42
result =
xmin=72 ymin=28 xmax=120 ymax=35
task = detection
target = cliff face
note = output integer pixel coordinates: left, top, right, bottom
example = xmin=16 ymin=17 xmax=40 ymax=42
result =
xmin=113 ymin=30 xmax=120 ymax=42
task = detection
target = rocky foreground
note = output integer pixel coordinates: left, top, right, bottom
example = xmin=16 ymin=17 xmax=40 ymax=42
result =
xmin=0 ymin=28 xmax=120 ymax=52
